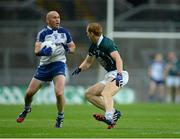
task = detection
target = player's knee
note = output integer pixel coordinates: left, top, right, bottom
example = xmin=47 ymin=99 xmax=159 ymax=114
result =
xmin=55 ymin=90 xmax=64 ymax=97
xmin=85 ymin=91 xmax=92 ymax=100
xmin=101 ymin=91 xmax=111 ymax=98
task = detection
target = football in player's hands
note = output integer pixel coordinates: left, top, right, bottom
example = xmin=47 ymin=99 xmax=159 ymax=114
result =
xmin=41 ymin=41 xmax=56 ymax=54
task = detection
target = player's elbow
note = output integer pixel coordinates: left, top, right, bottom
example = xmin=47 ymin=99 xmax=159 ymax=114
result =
xmin=34 ymin=48 xmax=42 ymax=56
xmin=68 ymin=43 xmax=76 ymax=54
xmin=69 ymin=47 xmax=75 ymax=53
xmin=34 ymin=49 xmax=38 ymax=54
xmin=34 ymin=42 xmax=41 ymax=56
xmin=86 ymin=63 xmax=91 ymax=69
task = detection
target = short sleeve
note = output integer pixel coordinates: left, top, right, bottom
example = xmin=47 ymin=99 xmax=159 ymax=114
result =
xmin=36 ymin=30 xmax=45 ymax=42
xmin=107 ymin=43 xmax=118 ymax=53
xmin=88 ymin=44 xmax=94 ymax=56
xmin=59 ymin=28 xmax=73 ymax=43
xmin=66 ymin=31 xmax=73 ymax=43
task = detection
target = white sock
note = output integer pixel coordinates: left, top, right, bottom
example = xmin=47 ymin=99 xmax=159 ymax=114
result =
xmin=113 ymin=108 xmax=115 ymax=113
xmin=105 ymin=111 xmax=114 ymax=121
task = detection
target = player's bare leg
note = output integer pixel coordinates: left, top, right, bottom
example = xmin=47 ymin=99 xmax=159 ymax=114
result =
xmin=53 ymin=75 xmax=66 ymax=128
xmin=85 ymin=83 xmax=108 ymax=124
xmin=85 ymin=83 xmax=105 ymax=110
xmin=101 ymin=80 xmax=121 ymax=129
xmin=158 ymin=84 xmax=165 ymax=102
xmin=85 ymin=81 xmax=122 ymax=129
xmin=17 ymin=78 xmax=42 ymax=123
xmin=148 ymin=81 xmax=156 ymax=102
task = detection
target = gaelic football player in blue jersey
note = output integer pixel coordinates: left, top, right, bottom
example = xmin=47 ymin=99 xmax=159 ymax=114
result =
xmin=72 ymin=23 xmax=129 ymax=129
xmin=16 ymin=11 xmax=76 ymax=128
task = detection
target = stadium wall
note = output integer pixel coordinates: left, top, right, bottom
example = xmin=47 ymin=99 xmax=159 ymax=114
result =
xmin=0 ymin=86 xmax=135 ymax=104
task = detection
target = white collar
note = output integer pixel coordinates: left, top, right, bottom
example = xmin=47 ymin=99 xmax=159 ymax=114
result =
xmin=97 ymin=35 xmax=103 ymax=46
xmin=47 ymin=26 xmax=59 ymax=31
xmin=47 ymin=26 xmax=52 ymax=30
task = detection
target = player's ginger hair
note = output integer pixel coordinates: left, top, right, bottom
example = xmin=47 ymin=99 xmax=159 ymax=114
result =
xmin=87 ymin=23 xmax=102 ymax=37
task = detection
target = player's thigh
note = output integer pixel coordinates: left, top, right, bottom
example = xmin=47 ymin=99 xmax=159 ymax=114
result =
xmin=26 ymin=78 xmax=42 ymax=94
xmin=86 ymin=82 xmax=105 ymax=96
xmin=149 ymin=81 xmax=157 ymax=90
xmin=158 ymin=84 xmax=165 ymax=91
xmin=102 ymin=80 xmax=119 ymax=96
xmin=53 ymin=75 xmax=66 ymax=94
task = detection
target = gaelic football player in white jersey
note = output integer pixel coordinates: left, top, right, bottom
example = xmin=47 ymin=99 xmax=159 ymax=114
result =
xmin=16 ymin=11 xmax=76 ymax=128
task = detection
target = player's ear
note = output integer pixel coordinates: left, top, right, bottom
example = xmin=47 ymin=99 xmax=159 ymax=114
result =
xmin=46 ymin=18 xmax=49 ymax=24
xmin=90 ymin=32 xmax=94 ymax=36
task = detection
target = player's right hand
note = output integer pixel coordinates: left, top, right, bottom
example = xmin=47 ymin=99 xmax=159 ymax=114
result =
xmin=37 ymin=46 xmax=52 ymax=56
xmin=111 ymin=73 xmax=123 ymax=87
xmin=115 ymin=73 xmax=123 ymax=87
xmin=72 ymin=67 xmax=81 ymax=75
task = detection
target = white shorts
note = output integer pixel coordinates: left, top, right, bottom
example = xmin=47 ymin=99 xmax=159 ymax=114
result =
xmin=166 ymin=76 xmax=180 ymax=87
xmin=100 ymin=70 xmax=129 ymax=87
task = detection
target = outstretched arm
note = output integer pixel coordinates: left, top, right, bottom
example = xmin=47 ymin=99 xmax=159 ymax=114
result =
xmin=72 ymin=55 xmax=95 ymax=75
xmin=79 ymin=55 xmax=95 ymax=71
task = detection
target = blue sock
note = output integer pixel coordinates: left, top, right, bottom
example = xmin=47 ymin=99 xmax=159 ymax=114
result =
xmin=58 ymin=112 xmax=64 ymax=119
xmin=24 ymin=105 xmax=31 ymax=111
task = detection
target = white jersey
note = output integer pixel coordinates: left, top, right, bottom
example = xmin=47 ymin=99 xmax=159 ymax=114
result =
xmin=150 ymin=61 xmax=165 ymax=81
xmin=36 ymin=26 xmax=73 ymax=65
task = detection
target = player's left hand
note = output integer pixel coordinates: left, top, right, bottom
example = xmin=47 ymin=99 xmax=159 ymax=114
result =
xmin=112 ymin=73 xmax=123 ymax=87
xmin=72 ymin=67 xmax=81 ymax=75
xmin=36 ymin=46 xmax=52 ymax=56
xmin=61 ymin=43 xmax=70 ymax=53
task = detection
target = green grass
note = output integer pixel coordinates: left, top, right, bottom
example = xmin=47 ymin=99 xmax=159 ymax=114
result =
xmin=0 ymin=103 xmax=180 ymax=138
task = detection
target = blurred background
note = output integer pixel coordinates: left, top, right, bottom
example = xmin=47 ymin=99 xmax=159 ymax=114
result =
xmin=0 ymin=0 xmax=179 ymax=104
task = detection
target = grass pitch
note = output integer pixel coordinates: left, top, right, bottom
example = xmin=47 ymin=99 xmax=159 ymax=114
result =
xmin=0 ymin=103 xmax=180 ymax=138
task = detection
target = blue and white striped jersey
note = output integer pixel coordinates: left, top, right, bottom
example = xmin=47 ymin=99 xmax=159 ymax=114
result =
xmin=36 ymin=26 xmax=73 ymax=65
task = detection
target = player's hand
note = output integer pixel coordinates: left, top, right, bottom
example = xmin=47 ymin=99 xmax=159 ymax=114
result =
xmin=37 ymin=46 xmax=52 ymax=56
xmin=72 ymin=67 xmax=81 ymax=75
xmin=112 ymin=73 xmax=123 ymax=87
xmin=61 ymin=43 xmax=70 ymax=53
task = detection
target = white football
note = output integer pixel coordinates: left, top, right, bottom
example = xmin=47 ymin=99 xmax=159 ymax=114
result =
xmin=41 ymin=41 xmax=56 ymax=54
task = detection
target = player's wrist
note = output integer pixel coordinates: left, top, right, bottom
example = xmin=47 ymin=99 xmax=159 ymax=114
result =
xmin=77 ymin=67 xmax=82 ymax=72
xmin=72 ymin=67 xmax=82 ymax=76
xmin=36 ymin=49 xmax=44 ymax=56
xmin=116 ymin=73 xmax=123 ymax=80
xmin=61 ymin=43 xmax=70 ymax=53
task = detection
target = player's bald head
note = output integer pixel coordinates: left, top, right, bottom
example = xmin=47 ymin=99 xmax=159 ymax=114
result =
xmin=46 ymin=11 xmax=60 ymax=21
xmin=46 ymin=11 xmax=60 ymax=28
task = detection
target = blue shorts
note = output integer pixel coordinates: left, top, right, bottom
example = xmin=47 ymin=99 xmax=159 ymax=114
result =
xmin=150 ymin=77 xmax=165 ymax=85
xmin=34 ymin=61 xmax=65 ymax=82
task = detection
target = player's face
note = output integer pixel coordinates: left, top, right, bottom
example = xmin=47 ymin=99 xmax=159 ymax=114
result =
xmin=48 ymin=12 xmax=60 ymax=29
xmin=168 ymin=52 xmax=176 ymax=62
xmin=86 ymin=29 xmax=95 ymax=43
